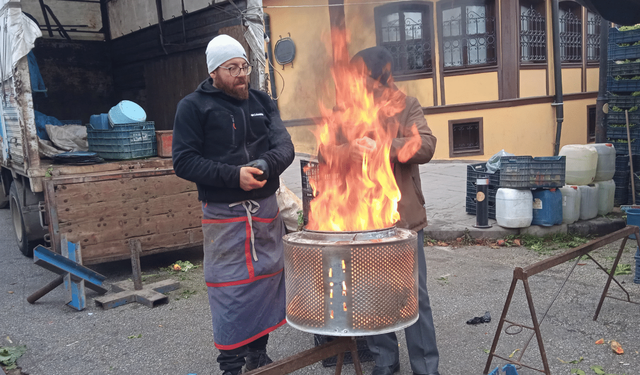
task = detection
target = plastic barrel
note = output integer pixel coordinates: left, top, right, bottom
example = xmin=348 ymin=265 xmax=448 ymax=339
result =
xmin=627 ymin=208 xmax=640 ymax=239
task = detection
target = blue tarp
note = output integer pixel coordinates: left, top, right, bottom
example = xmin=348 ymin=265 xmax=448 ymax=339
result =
xmin=34 ymin=110 xmax=62 ymax=141
xmin=27 ymin=51 xmax=46 ymax=94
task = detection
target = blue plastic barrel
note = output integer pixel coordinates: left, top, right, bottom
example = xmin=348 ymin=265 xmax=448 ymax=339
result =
xmin=627 ymin=208 xmax=640 ymax=239
xmin=531 ymin=188 xmax=563 ymax=226
xmin=108 ymin=100 xmax=146 ymax=125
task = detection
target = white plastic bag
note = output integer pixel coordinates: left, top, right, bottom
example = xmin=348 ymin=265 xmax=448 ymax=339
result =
xmin=276 ymin=178 xmax=303 ymax=232
xmin=486 ymin=149 xmax=514 ymax=173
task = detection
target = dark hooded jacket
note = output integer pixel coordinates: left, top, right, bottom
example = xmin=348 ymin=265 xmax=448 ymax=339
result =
xmin=172 ymin=78 xmax=294 ymax=203
xmin=352 ymin=47 xmax=437 ymax=232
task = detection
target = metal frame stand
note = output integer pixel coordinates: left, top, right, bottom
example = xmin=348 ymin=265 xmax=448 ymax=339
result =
xmin=94 ymin=239 xmax=180 ymax=309
xmin=483 ymin=226 xmax=640 ymax=375
xmin=245 ymin=336 xmax=363 ymax=375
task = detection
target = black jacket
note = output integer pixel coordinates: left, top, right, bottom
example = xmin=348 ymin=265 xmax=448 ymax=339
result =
xmin=172 ymin=78 xmax=295 ymax=203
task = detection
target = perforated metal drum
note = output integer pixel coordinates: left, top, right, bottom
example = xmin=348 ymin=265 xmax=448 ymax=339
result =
xmin=283 ymin=226 xmax=418 ymax=336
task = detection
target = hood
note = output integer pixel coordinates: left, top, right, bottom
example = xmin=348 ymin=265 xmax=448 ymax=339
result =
xmin=196 ymin=77 xmax=223 ymax=95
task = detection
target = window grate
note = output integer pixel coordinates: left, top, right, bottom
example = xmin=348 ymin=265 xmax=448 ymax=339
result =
xmin=586 ymin=12 xmax=601 ymax=62
xmin=442 ymin=5 xmax=497 ymax=68
xmin=520 ymin=5 xmax=546 ymax=62
xmin=452 ymin=122 xmax=480 ymax=152
xmin=559 ymin=7 xmax=582 ymax=62
xmin=587 ymin=106 xmax=596 ymax=143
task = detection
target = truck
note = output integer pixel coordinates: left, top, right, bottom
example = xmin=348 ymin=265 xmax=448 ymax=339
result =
xmin=0 ymin=0 xmax=266 ymax=265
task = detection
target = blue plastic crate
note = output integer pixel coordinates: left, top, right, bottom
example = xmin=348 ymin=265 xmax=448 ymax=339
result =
xmin=609 ymin=139 xmax=640 ymax=155
xmin=607 ymin=76 xmax=640 ymax=93
xmin=607 ymin=111 xmax=640 ymax=126
xmin=87 ymin=121 xmax=157 ymax=160
xmin=606 ymin=125 xmax=640 ymax=139
xmin=608 ymin=61 xmax=640 ymax=76
xmin=609 ymin=28 xmax=640 ymax=60
xmin=607 ymin=94 xmax=640 ymax=109
xmin=615 ymin=186 xmax=629 ymax=206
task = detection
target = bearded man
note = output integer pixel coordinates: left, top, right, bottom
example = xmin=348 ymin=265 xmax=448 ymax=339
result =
xmin=172 ymin=34 xmax=295 ymax=375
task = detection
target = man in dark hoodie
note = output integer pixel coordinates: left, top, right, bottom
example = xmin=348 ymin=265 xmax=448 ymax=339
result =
xmin=172 ymin=34 xmax=295 ymax=375
xmin=350 ymin=47 xmax=440 ymax=375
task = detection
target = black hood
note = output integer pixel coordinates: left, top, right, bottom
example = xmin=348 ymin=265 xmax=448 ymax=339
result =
xmin=351 ymin=47 xmax=394 ymax=87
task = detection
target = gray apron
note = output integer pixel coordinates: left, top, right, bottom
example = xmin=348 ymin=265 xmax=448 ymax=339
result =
xmin=202 ymin=194 xmax=286 ymax=350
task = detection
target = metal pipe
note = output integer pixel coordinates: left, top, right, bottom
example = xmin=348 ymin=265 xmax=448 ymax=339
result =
xmin=155 ymin=0 xmax=168 ymax=55
xmin=264 ymin=13 xmax=278 ymax=108
xmin=551 ymin=0 xmax=564 ymax=156
xmin=595 ymin=17 xmax=610 ymax=143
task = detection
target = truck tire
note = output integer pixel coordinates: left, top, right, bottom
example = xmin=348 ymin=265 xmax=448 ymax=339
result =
xmin=9 ymin=181 xmax=44 ymax=257
xmin=0 ymin=173 xmax=8 ymax=209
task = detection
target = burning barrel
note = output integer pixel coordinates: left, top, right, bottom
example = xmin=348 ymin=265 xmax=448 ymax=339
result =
xmin=283 ymin=226 xmax=418 ymax=336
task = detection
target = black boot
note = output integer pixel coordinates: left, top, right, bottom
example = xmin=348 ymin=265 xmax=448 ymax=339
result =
xmin=222 ymin=370 xmax=241 ymax=375
xmin=245 ymin=349 xmax=273 ymax=371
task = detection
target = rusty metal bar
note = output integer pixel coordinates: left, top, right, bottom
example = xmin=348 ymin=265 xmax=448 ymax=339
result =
xmin=522 ymin=277 xmax=551 ymax=374
xmin=483 ymin=277 xmax=518 ymax=375
xmin=490 ymin=354 xmax=547 ymax=373
xmin=521 ymin=226 xmax=637 ymax=277
xmin=584 ymin=253 xmax=630 ymax=301
xmin=245 ymin=336 xmax=362 ymax=375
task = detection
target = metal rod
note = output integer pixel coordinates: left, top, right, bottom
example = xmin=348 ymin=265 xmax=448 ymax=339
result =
xmin=595 ymin=17 xmax=609 ymax=143
xmin=27 ymin=275 xmax=64 ymax=304
xmin=551 ymin=0 xmax=564 ymax=156
xmin=129 ymin=240 xmax=143 ymax=291
xmin=483 ymin=276 xmax=519 ymax=374
xmin=594 ymin=237 xmax=628 ymax=320
xmin=627 ymin=110 xmax=636 ymax=204
xmin=264 ymin=13 xmax=279 ymax=107
xmin=522 ymin=277 xmax=551 ymax=374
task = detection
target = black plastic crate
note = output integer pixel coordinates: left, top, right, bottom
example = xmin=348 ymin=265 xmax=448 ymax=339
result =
xmin=498 ymin=156 xmax=565 ymax=188
xmin=300 ymin=159 xmax=318 ymax=225
xmin=616 ymin=154 xmax=630 ymax=171
xmin=314 ymin=335 xmax=374 ymax=367
xmin=87 ymin=121 xmax=157 ymax=160
xmin=609 ymin=27 xmax=640 ymax=45
xmin=609 ymin=28 xmax=640 ymax=60
xmin=466 ymin=163 xmax=500 ymax=188
xmin=607 ymin=76 xmax=640 ymax=93
xmin=609 ymin=139 xmax=640 ymax=155
xmin=609 ymin=61 xmax=640 ymax=76
xmin=615 ymin=186 xmax=629 ymax=206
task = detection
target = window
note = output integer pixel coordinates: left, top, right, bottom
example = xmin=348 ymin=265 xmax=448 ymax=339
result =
xmin=440 ymin=0 xmax=497 ymax=69
xmin=520 ymin=0 xmax=546 ymax=63
xmin=559 ymin=1 xmax=582 ymax=63
xmin=586 ymin=10 xmax=601 ymax=62
xmin=449 ymin=118 xmax=484 ymax=157
xmin=375 ymin=2 xmax=434 ymax=76
xmin=587 ymin=105 xmax=596 ymax=143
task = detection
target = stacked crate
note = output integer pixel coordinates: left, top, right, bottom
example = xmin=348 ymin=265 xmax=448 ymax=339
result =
xmin=607 ymin=28 xmax=640 ymax=205
xmin=465 ymin=156 xmax=565 ymax=220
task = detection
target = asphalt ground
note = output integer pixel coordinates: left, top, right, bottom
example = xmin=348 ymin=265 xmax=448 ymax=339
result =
xmin=2 ymin=202 xmax=640 ymax=375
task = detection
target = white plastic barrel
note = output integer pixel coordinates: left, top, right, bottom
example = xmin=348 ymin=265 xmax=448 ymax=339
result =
xmin=591 ymin=143 xmax=616 ymax=182
xmin=559 ymin=144 xmax=598 ymax=185
xmin=496 ymin=188 xmax=533 ymax=228
xmin=577 ymin=184 xmax=599 ymax=220
xmin=595 ymin=180 xmax=615 ymax=216
xmin=559 ymin=185 xmax=581 ymax=224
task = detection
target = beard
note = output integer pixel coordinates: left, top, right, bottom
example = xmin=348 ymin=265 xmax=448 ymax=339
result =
xmin=213 ymin=75 xmax=249 ymax=100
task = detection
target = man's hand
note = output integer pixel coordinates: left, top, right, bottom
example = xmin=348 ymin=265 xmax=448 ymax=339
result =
xmin=240 ymin=167 xmax=267 ymax=191
xmin=350 ymin=136 xmax=377 ymax=163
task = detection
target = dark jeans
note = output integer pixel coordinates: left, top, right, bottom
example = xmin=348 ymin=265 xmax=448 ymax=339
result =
xmin=365 ymin=230 xmax=440 ymax=375
xmin=217 ymin=334 xmax=269 ymax=373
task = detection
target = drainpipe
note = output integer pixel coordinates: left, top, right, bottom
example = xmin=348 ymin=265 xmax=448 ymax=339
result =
xmin=551 ymin=0 xmax=564 ymax=156
xmin=264 ymin=13 xmax=278 ymax=108
xmin=595 ymin=17 xmax=610 ymax=143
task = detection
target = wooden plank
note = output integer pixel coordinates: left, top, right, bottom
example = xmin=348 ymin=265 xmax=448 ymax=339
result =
xmin=54 ymin=174 xmax=196 ymax=204
xmin=32 ymin=158 xmax=175 ymax=179
xmin=59 ymin=209 xmax=202 ymax=247
xmin=80 ymin=228 xmax=203 ymax=262
xmin=57 ymin=191 xmax=200 ymax=223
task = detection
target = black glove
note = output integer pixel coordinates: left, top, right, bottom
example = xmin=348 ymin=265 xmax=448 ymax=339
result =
xmin=242 ymin=159 xmax=269 ymax=181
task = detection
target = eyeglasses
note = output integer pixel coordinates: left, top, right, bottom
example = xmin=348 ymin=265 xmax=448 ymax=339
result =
xmin=218 ymin=64 xmax=252 ymax=77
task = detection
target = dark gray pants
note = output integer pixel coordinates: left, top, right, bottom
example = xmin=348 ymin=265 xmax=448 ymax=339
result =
xmin=366 ymin=230 xmax=440 ymax=375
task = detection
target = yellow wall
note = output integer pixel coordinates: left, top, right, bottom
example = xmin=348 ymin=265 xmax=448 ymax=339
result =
xmin=396 ymin=79 xmax=435 ymax=107
xmin=264 ymin=0 xmax=335 ymax=121
xmin=562 ymin=68 xmax=582 ymax=94
xmin=444 ymin=72 xmax=499 ymax=105
xmin=288 ymin=125 xmax=318 ymax=155
xmin=520 ymin=69 xmax=547 ymax=98
xmin=344 ymin=0 xmax=377 ymax=56
xmin=586 ymin=67 xmax=600 ymax=92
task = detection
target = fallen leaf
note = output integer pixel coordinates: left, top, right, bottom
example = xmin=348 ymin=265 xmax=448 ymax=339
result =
xmin=571 ymin=369 xmax=586 ymax=375
xmin=611 ymin=340 xmax=624 ymax=354
xmin=513 ymin=239 xmax=521 ymax=246
xmin=456 ymin=238 xmax=462 ymax=242
xmin=508 ymin=348 xmax=520 ymax=358
xmin=436 ymin=241 xmax=448 ymax=246
xmin=426 ymin=242 xmax=434 ymax=247
xmin=590 ymin=365 xmax=605 ymax=375
xmin=173 ymin=264 xmax=182 ymax=271
xmin=595 ymin=338 xmax=605 ymax=345
xmin=497 ymin=239 xmax=506 ymax=246
xmin=7 ymin=291 xmax=13 ymax=294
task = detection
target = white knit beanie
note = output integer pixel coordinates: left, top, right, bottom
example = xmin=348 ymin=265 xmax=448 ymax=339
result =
xmin=206 ymin=34 xmax=249 ymax=73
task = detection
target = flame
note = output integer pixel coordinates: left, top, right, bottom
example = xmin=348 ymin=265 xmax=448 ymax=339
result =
xmin=306 ymin=28 xmax=421 ymax=232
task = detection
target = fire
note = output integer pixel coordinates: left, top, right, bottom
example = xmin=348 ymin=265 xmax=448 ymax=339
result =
xmin=306 ymin=28 xmax=421 ymax=231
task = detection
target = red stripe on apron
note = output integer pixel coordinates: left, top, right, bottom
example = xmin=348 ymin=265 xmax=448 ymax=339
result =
xmin=205 ymin=269 xmax=283 ymax=287
xmin=244 ymin=220 xmax=255 ymax=278
xmin=214 ymin=319 xmax=287 ymax=350
xmin=202 ymin=217 xmax=246 ymax=224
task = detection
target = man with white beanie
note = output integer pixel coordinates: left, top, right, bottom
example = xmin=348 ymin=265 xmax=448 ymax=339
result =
xmin=172 ymin=34 xmax=294 ymax=375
